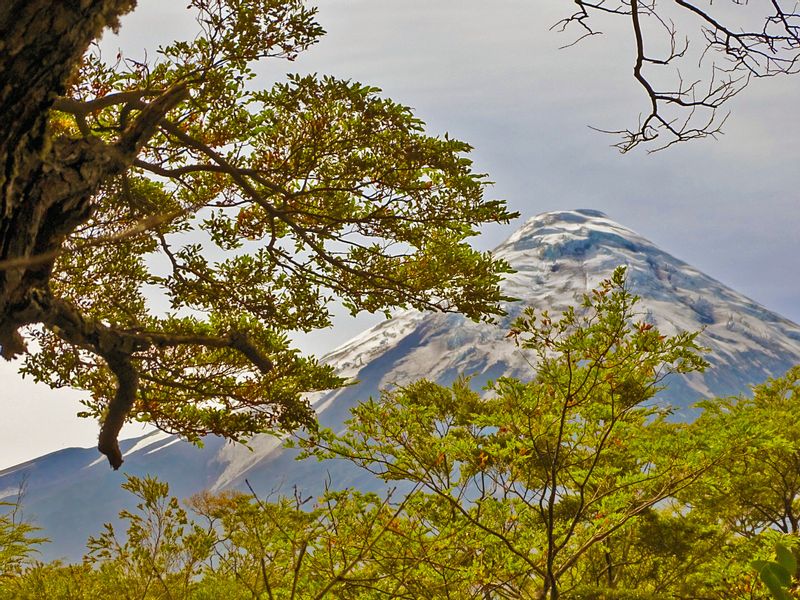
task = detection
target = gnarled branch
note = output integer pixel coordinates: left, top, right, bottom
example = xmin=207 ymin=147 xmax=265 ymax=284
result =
xmin=24 ymin=290 xmax=275 ymax=468
xmin=97 ymin=352 xmax=138 ymax=470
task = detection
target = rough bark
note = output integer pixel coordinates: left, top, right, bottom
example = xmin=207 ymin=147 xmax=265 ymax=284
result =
xmin=0 ymin=0 xmax=137 ymax=345
xmin=0 ymin=0 xmax=142 ymax=467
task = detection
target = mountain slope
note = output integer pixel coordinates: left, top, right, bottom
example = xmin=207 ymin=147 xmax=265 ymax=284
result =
xmin=4 ymin=209 xmax=800 ymax=560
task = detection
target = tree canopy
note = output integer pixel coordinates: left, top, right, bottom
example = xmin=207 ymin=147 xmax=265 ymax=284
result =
xmin=2 ymin=272 xmax=799 ymax=599
xmin=0 ymin=0 xmax=515 ymax=469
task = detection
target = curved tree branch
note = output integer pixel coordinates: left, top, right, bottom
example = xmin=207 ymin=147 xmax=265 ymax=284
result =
xmin=98 ymin=351 xmax=139 ymax=470
xmin=25 ymin=290 xmax=275 ymax=468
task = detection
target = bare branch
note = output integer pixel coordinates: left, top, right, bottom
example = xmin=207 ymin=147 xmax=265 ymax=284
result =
xmin=560 ymin=0 xmax=800 ymax=150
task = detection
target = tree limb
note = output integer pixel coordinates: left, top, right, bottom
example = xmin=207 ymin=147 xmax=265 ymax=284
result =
xmin=97 ymin=351 xmax=139 ymax=470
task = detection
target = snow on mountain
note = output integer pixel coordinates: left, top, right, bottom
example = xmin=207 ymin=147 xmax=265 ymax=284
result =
xmin=204 ymin=209 xmax=800 ymax=491
xmin=5 ymin=209 xmax=800 ymax=560
xmin=491 ymin=209 xmax=800 ymax=399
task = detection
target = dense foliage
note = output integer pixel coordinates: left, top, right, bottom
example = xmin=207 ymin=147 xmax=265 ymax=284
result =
xmin=2 ymin=270 xmax=798 ymax=599
xmin=0 ymin=0 xmax=515 ymax=469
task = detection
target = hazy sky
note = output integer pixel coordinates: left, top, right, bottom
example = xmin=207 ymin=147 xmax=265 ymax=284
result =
xmin=1 ymin=0 xmax=797 ymax=469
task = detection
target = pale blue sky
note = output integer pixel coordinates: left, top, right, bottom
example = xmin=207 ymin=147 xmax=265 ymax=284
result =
xmin=1 ymin=0 xmax=797 ymax=468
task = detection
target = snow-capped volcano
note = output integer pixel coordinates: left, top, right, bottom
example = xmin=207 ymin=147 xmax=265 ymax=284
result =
xmin=5 ymin=209 xmax=800 ymax=560
xmin=315 ymin=209 xmax=800 ymax=413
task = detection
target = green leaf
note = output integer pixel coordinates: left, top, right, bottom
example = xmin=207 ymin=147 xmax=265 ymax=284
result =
xmin=752 ymin=560 xmax=773 ymax=573
xmin=753 ymin=560 xmax=792 ymax=597
xmin=775 ymin=544 xmax=797 ymax=577
xmin=760 ymin=566 xmax=793 ymax=600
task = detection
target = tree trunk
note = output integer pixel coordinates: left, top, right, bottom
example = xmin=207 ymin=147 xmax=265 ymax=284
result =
xmin=0 ymin=0 xmax=136 ymax=356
